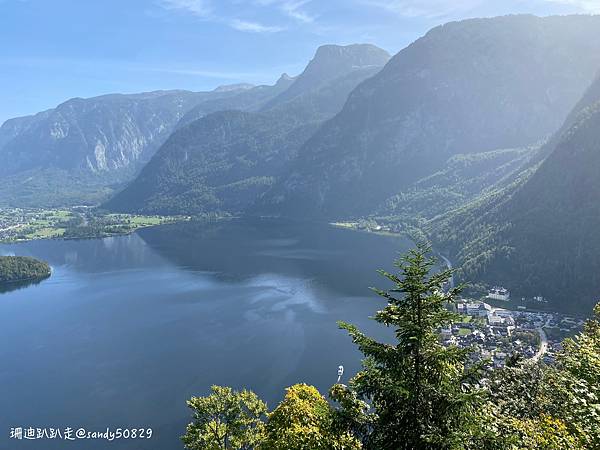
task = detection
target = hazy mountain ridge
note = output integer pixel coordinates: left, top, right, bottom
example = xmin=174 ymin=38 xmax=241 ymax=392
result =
xmin=429 ymin=73 xmax=600 ymax=311
xmin=0 ymin=87 xmax=256 ymax=206
xmin=1 ymin=90 xmax=226 ymax=173
xmin=257 ymin=15 xmax=600 ymax=219
xmin=175 ymin=74 xmax=296 ymax=129
xmin=174 ymin=45 xmax=389 ymax=132
xmin=261 ymin=44 xmax=390 ymax=110
xmin=105 ymin=44 xmax=390 ymax=214
xmin=4 ymin=14 xmax=600 ymax=312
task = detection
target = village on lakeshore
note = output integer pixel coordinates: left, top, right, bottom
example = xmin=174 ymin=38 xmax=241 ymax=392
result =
xmin=0 ymin=207 xmax=182 ymax=243
xmin=444 ymin=287 xmax=585 ymax=368
xmin=333 ymin=219 xmax=585 ymax=367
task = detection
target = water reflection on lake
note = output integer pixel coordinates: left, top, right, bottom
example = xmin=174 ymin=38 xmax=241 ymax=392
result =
xmin=0 ymin=218 xmax=411 ymax=449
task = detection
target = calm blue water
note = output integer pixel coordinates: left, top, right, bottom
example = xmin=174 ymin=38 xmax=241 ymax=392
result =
xmin=0 ymin=218 xmax=411 ymax=450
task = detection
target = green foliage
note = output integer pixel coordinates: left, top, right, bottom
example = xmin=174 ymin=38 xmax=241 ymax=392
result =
xmin=258 ymin=15 xmax=600 ymax=219
xmin=0 ymin=256 xmax=50 ymax=284
xmin=505 ymin=415 xmax=578 ymax=449
xmin=181 ymin=248 xmax=600 ymax=449
xmin=560 ymin=302 xmax=600 ymax=387
xmin=60 ymin=212 xmax=180 ymax=240
xmin=0 ymin=207 xmax=181 ymax=243
xmin=261 ymin=383 xmax=361 ymax=450
xmin=0 ymin=168 xmax=120 ymax=208
xmin=329 ymin=383 xmax=374 ymax=446
xmin=484 ymin=303 xmax=600 ymax=449
xmin=182 ymin=384 xmax=362 ymax=450
xmin=106 ymin=50 xmax=386 ymax=216
xmin=338 ymin=245 xmax=487 ymax=449
xmin=555 ymin=304 xmax=600 ymax=447
xmin=105 ymin=109 xmax=319 ymax=215
xmin=429 ymin=77 xmax=600 ymax=313
xmin=380 ymin=146 xmax=534 ymax=226
xmin=182 ymin=386 xmax=267 ymax=450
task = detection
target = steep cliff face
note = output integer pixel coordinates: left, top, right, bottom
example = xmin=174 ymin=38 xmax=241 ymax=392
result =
xmin=170 ymin=44 xmax=390 ymax=133
xmin=0 ymin=90 xmax=231 ymax=176
xmin=259 ymin=15 xmax=600 ymax=219
xmin=0 ymin=87 xmax=259 ymax=206
xmin=105 ymin=44 xmax=390 ymax=215
xmin=261 ymin=44 xmax=390 ymax=109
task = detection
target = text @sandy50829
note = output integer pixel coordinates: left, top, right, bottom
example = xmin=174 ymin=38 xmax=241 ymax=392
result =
xmin=9 ymin=426 xmax=153 ymax=442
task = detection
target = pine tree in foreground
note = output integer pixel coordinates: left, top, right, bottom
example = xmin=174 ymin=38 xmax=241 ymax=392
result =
xmin=181 ymin=247 xmax=600 ymax=449
xmin=336 ymin=245 xmax=487 ymax=449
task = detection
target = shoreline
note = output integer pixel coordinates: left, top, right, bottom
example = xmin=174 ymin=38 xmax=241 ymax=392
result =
xmin=0 ymin=207 xmax=193 ymax=245
xmin=1 ymin=221 xmax=173 ymax=245
xmin=328 ymin=221 xmax=586 ymax=317
xmin=0 ymin=271 xmax=51 ymax=285
xmin=0 ymin=255 xmax=52 ymax=287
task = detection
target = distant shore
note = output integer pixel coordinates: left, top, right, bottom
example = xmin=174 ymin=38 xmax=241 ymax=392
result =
xmin=0 ymin=207 xmax=191 ymax=244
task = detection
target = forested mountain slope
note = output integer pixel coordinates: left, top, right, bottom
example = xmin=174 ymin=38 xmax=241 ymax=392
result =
xmin=105 ymin=44 xmax=390 ymax=215
xmin=376 ymin=145 xmax=539 ymax=228
xmin=175 ymin=74 xmax=295 ymax=129
xmin=429 ymin=74 xmax=600 ymax=311
xmin=258 ymin=15 xmax=600 ymax=219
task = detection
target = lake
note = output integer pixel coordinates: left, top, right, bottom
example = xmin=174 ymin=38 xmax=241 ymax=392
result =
xmin=0 ymin=218 xmax=412 ymax=449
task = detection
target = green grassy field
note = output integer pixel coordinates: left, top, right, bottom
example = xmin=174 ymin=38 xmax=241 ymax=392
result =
xmin=0 ymin=208 xmax=186 ymax=243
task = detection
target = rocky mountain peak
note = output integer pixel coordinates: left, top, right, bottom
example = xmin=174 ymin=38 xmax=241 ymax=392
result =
xmin=263 ymin=43 xmax=389 ymax=109
xmin=275 ymin=73 xmax=295 ymax=86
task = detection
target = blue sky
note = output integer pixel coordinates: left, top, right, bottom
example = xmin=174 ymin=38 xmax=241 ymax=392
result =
xmin=0 ymin=0 xmax=597 ymax=123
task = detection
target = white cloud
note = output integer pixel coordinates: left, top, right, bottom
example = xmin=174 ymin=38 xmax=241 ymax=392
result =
xmin=229 ymin=18 xmax=285 ymax=32
xmin=158 ymin=0 xmax=212 ymax=16
xmin=280 ymin=1 xmax=315 ymax=23
xmin=157 ymin=0 xmax=287 ymax=33
xmin=543 ymin=0 xmax=600 ymax=13
xmin=254 ymin=0 xmax=315 ymax=23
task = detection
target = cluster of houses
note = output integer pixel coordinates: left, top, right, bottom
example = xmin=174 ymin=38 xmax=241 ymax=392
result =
xmin=0 ymin=210 xmax=19 ymax=228
xmin=456 ymin=301 xmax=516 ymax=336
xmin=441 ymin=299 xmax=584 ymax=368
xmin=0 ymin=208 xmax=27 ymax=241
xmin=0 ymin=208 xmax=69 ymax=242
xmin=523 ymin=295 xmax=549 ymax=304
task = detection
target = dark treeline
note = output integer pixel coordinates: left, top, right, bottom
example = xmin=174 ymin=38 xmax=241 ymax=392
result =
xmin=0 ymin=256 xmax=50 ymax=284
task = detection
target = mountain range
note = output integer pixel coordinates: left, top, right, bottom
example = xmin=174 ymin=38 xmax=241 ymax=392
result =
xmin=256 ymin=15 xmax=600 ymax=219
xmin=0 ymin=81 xmax=289 ymax=207
xmin=3 ymin=14 xmax=600 ymax=311
xmin=104 ymin=44 xmax=390 ymax=214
